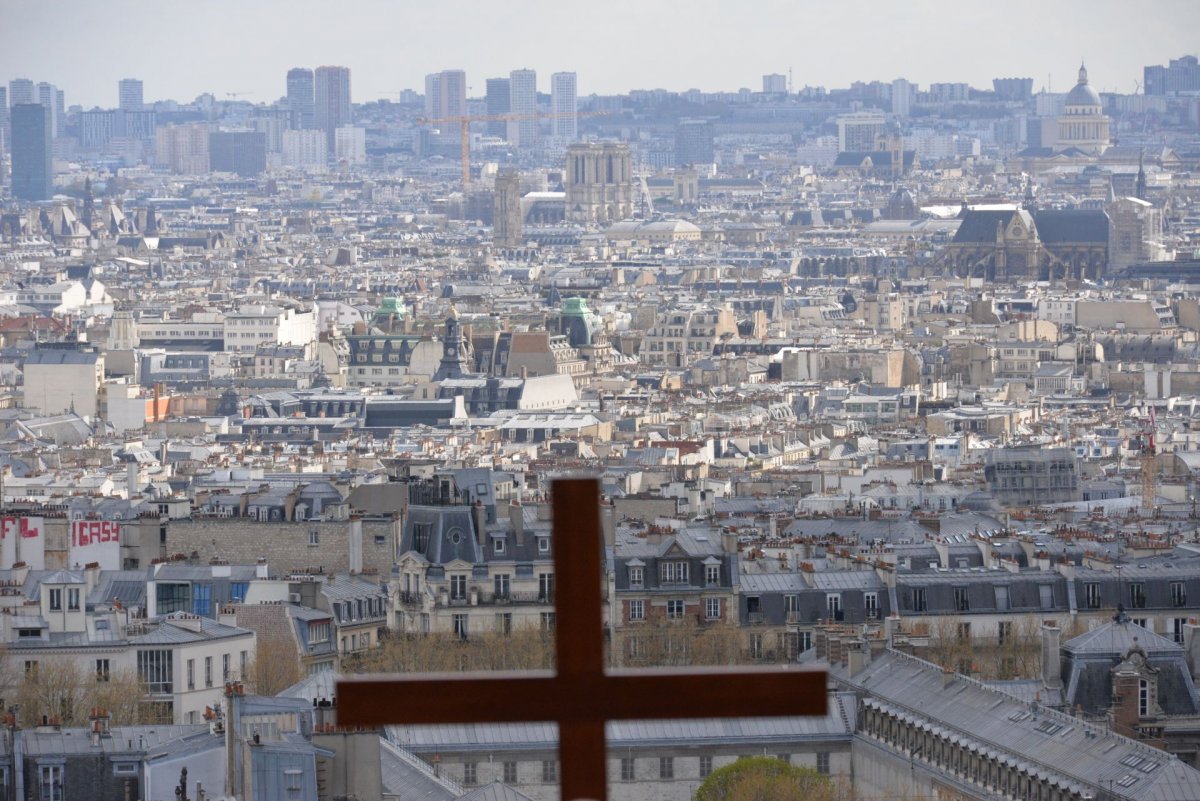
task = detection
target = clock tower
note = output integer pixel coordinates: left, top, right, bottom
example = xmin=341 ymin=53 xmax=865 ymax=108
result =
xmin=434 ymin=305 xmax=470 ymax=381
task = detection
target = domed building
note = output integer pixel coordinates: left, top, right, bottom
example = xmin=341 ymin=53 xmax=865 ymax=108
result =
xmin=1057 ymin=63 xmax=1111 ymax=155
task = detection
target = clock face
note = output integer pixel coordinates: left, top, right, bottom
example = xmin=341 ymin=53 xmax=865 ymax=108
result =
xmin=447 ymin=346 xmax=457 ymax=356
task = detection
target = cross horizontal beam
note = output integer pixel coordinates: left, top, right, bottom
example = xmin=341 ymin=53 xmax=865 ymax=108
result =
xmin=338 ymin=666 xmax=827 ymax=727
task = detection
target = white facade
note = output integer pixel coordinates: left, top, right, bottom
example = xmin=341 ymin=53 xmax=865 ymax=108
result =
xmin=508 ymin=69 xmax=538 ymax=148
xmin=224 ymin=305 xmax=317 ymax=354
xmin=282 ymin=129 xmax=327 ymax=167
xmin=23 ymin=351 xmax=104 ymax=418
xmin=334 ymin=125 xmax=366 ymax=163
xmin=551 ymin=72 xmax=577 ymax=142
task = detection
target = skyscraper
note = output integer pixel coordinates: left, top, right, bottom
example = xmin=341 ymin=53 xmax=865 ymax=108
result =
xmin=209 ymin=131 xmax=266 ymax=177
xmin=314 ymin=66 xmax=351 ymax=150
xmin=0 ymin=87 xmax=8 ymax=149
xmin=11 ymin=103 xmax=52 ymax=201
xmin=762 ymin=73 xmax=787 ymax=94
xmin=424 ymin=70 xmax=467 ymax=121
xmin=508 ymin=69 xmax=538 ymax=149
xmin=119 ymin=79 xmax=144 ymax=111
xmin=8 ymin=79 xmax=35 ymax=106
xmin=286 ymin=68 xmax=315 ymax=130
xmin=891 ymin=78 xmax=914 ymax=117
xmin=551 ymin=72 xmax=577 ymax=143
xmin=37 ymin=82 xmax=58 ymax=138
xmin=675 ymin=119 xmax=714 ymax=165
xmin=485 ymin=78 xmax=510 ymax=137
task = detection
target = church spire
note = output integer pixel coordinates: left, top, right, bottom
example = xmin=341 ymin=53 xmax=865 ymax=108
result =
xmin=1078 ymin=61 xmax=1088 ymax=85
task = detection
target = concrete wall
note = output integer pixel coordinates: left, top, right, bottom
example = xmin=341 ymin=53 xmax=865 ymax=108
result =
xmin=162 ymin=518 xmax=397 ymax=577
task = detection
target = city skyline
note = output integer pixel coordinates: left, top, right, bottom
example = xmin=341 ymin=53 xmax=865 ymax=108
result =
xmin=1 ymin=0 xmax=1197 ymax=108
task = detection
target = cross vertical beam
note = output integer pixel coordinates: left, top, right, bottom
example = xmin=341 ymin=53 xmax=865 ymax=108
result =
xmin=553 ymin=478 xmax=606 ymax=801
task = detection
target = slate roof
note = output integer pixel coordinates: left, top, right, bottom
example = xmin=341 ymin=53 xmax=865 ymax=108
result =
xmin=847 ymin=650 xmax=1200 ymax=800
xmin=1032 ymin=209 xmax=1109 ymax=243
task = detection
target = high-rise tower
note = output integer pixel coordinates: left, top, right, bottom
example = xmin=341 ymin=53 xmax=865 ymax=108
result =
xmin=11 ymin=104 xmax=52 ymax=201
xmin=551 ymin=72 xmax=577 ymax=143
xmin=286 ymin=68 xmax=315 ymax=129
xmin=314 ymin=66 xmax=351 ymax=150
xmin=507 ymin=69 xmax=538 ymax=149
xmin=424 ymin=70 xmax=467 ymax=120
xmin=119 ymin=78 xmax=144 ymax=111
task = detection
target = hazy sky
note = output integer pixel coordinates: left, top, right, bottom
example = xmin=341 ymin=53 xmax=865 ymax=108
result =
xmin=2 ymin=0 xmax=1197 ymax=108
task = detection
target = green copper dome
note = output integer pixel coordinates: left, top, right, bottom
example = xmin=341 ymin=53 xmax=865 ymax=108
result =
xmin=377 ymin=297 xmax=406 ymax=318
xmin=562 ymin=297 xmax=591 ymax=316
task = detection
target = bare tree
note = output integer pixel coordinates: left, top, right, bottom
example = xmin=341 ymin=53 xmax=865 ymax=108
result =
xmin=248 ymin=637 xmax=303 ymax=696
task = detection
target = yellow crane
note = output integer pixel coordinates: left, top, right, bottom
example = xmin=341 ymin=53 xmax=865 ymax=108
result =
xmin=417 ymin=109 xmax=610 ymax=189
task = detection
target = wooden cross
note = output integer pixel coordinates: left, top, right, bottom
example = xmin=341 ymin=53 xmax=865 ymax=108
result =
xmin=339 ymin=478 xmax=827 ymax=800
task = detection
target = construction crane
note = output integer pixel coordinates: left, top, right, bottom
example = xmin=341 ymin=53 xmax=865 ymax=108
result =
xmin=417 ymin=109 xmax=609 ymax=189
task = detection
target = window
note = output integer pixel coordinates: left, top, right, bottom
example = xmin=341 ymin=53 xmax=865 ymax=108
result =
xmin=913 ymin=587 xmax=927 ymax=612
xmin=699 ymin=755 xmax=713 ymax=778
xmin=816 ymin=752 xmax=830 ymax=775
xmin=776 ymin=753 xmax=790 ymax=764
xmin=193 ymin=582 xmax=212 ymax=616
xmin=39 ymin=765 xmax=63 ymax=801
xmin=223 ymin=653 xmax=231 ymax=681
xmin=798 ymin=631 xmax=812 ymax=652
xmin=1172 ymin=582 xmax=1187 ymax=608
xmin=1138 ymin=679 xmax=1150 ymax=717
xmin=659 ymin=757 xmax=674 ymax=779
xmin=453 ymin=614 xmax=468 ymax=639
xmin=157 ymin=582 xmax=190 ymax=615
xmin=541 ymin=612 xmax=556 ymax=631
xmin=67 ymin=588 xmax=80 ymax=612
xmin=496 ymin=613 xmax=512 ymax=634
xmin=95 ymin=659 xmax=110 ymax=682
xmin=994 ymin=585 xmax=1009 ymax=611
xmin=230 ymin=582 xmax=249 ymax=603
xmin=205 ymin=656 xmax=213 ymax=688
xmin=628 ymin=566 xmax=643 ymax=588
xmin=538 ymin=537 xmax=550 ymax=554
xmin=542 ymin=760 xmax=557 ymax=783
xmin=463 ymin=762 xmax=477 ymax=785
xmin=1085 ymin=582 xmax=1101 ymax=609
xmin=750 ymin=633 xmax=764 ymax=660
xmin=137 ymin=650 xmax=173 ymax=694
xmin=494 ymin=538 xmax=505 ymax=555
xmin=187 ymin=659 xmax=195 ymax=690
xmin=308 ymin=529 xmax=319 ymax=546
xmin=450 ymin=575 xmax=467 ymax=600
xmin=49 ymin=589 xmax=61 ymax=611
xmin=539 ymin=573 xmax=554 ymax=602
xmin=667 ymin=600 xmax=685 ymax=619
xmin=864 ymin=592 xmax=878 ymax=616
xmin=308 ymin=621 xmax=331 ymax=644
xmin=494 ymin=574 xmax=510 ymax=599
xmin=629 ymin=600 xmax=645 ymax=622
xmin=621 ymin=757 xmax=635 ymax=781
xmin=660 ymin=562 xmax=689 ymax=585
xmin=958 ymin=622 xmax=971 ymax=641
xmin=503 ymin=762 xmax=518 ymax=783
xmin=1174 ymin=618 xmax=1187 ymax=644
xmin=284 ymin=768 xmax=302 ymax=791
xmin=998 ymin=621 xmax=1012 ymax=646
xmin=705 ymin=564 xmax=720 ymax=586
xmin=953 ymin=587 xmax=970 ymax=611
xmin=826 ymin=594 xmax=842 ymax=620
xmin=413 ymin=523 xmax=431 ymax=553
xmin=1039 ymin=584 xmax=1054 ymax=610
xmin=705 ymin=598 xmax=721 ymax=620
xmin=1130 ymin=582 xmax=1147 ymax=609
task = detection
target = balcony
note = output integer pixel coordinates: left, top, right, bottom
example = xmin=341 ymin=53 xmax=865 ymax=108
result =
xmin=396 ymin=591 xmax=423 ymax=606
xmin=748 ymin=612 xmax=765 ymax=625
xmin=786 ymin=610 xmax=802 ymax=624
xmin=475 ymin=591 xmax=554 ymax=605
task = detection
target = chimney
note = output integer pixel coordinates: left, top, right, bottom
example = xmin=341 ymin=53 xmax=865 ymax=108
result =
xmin=127 ymin=461 xmax=138 ymax=498
xmin=600 ymin=498 xmax=615 ymax=548
xmin=1183 ymin=620 xmax=1200 ymax=678
xmin=884 ymin=614 xmax=900 ymax=648
xmin=1041 ymin=621 xmax=1062 ymax=691
xmin=722 ymin=530 xmax=738 ymax=556
xmin=347 ymin=516 xmax=363 ymax=574
xmin=509 ymin=499 xmax=525 ymax=548
xmin=942 ymin=666 xmax=955 ymax=689
xmin=847 ymin=641 xmax=867 ymax=677
xmin=255 ymin=558 xmax=269 ymax=580
xmin=472 ymin=500 xmax=487 ymax=548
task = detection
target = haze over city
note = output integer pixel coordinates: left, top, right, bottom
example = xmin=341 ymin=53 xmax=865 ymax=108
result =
xmin=7 ymin=4 xmax=1200 ymax=801
xmin=2 ymin=0 xmax=1199 ymax=106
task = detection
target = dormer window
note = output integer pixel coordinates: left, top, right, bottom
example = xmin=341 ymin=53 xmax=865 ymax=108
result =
xmin=68 ymin=588 xmax=80 ymax=611
xmin=538 ymin=537 xmax=550 ymax=554
xmin=494 ymin=538 xmax=505 ymax=555
xmin=49 ymin=589 xmax=62 ymax=611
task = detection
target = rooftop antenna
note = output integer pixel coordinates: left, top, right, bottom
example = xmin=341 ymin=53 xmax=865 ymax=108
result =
xmin=788 ymin=67 xmax=793 ymax=94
